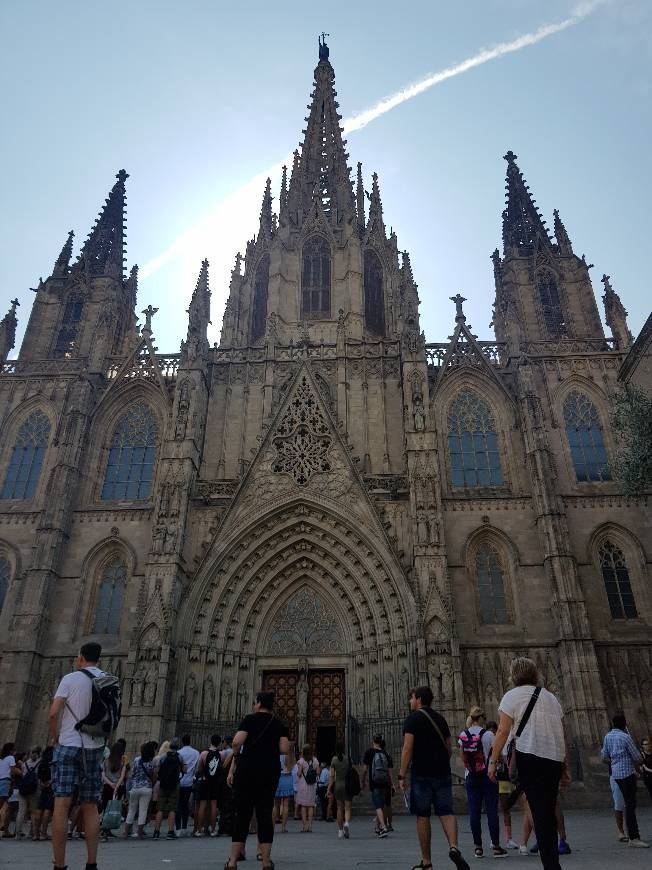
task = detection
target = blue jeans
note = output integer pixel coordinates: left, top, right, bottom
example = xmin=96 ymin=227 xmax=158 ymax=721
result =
xmin=465 ymin=772 xmax=500 ymax=848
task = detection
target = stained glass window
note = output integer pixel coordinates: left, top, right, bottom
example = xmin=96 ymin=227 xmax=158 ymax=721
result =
xmin=0 ymin=556 xmax=10 ymax=612
xmin=599 ymin=541 xmax=637 ymax=619
xmin=302 ymin=236 xmax=331 ymax=318
xmin=92 ymin=558 xmax=126 ymax=634
xmin=101 ymin=403 xmax=157 ymax=500
xmin=364 ymin=249 xmax=385 ymax=336
xmin=475 ymin=543 xmax=509 ymax=624
xmin=448 ymin=390 xmax=504 ymax=487
xmin=563 ymin=392 xmax=611 ymax=482
xmin=537 ymin=270 xmax=564 ymax=336
xmin=1 ymin=411 xmax=51 ymax=500
xmin=251 ymin=254 xmax=270 ymax=343
xmin=54 ymin=293 xmax=84 ymax=357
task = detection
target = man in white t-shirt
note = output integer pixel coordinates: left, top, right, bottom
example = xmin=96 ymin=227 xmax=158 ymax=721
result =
xmin=176 ymin=733 xmax=200 ymax=836
xmin=48 ymin=641 xmax=106 ymax=870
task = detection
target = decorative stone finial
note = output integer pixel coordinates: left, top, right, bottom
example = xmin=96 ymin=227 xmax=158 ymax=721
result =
xmin=141 ymin=304 xmax=158 ymax=334
xmin=450 ymin=293 xmax=467 ymax=321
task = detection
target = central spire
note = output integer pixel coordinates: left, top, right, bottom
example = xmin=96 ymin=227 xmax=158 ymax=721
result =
xmin=502 ymin=151 xmax=551 ymax=254
xmin=287 ymin=36 xmax=355 ymax=227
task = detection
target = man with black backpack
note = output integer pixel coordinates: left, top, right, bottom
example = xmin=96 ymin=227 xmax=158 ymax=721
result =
xmin=153 ymin=737 xmax=186 ymax=839
xmin=193 ymin=734 xmax=222 ymax=836
xmin=49 ymin=641 xmax=121 ymax=870
xmin=362 ymin=734 xmax=394 ymax=838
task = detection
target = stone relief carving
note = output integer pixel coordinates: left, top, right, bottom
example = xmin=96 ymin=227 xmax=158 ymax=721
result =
xmin=266 ymin=587 xmax=343 ymax=655
xmin=356 ymin=676 xmax=365 ymax=713
xmin=384 ymin=673 xmax=395 ymax=712
xmin=202 ymin=675 xmax=215 ymax=718
xmin=184 ymin=672 xmax=197 ymax=717
xmin=369 ymin=673 xmax=380 ymax=714
xmin=271 ymin=374 xmax=333 ymax=486
xmin=220 ymin=676 xmax=233 ymax=717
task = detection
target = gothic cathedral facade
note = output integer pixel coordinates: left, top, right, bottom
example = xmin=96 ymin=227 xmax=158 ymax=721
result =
xmin=0 ymin=40 xmax=650 ymax=776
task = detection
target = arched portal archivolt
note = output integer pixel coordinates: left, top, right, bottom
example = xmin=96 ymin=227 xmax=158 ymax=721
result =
xmin=176 ymin=499 xmax=417 ymax=658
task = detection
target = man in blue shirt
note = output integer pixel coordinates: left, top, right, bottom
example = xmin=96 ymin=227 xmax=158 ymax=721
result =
xmin=601 ymin=713 xmax=648 ymax=849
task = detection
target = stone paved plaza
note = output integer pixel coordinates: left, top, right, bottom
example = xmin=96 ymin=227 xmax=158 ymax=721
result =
xmin=3 ymin=809 xmax=652 ymax=870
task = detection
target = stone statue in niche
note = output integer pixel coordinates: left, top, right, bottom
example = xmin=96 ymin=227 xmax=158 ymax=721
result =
xmin=184 ymin=673 xmax=197 ymax=717
xmin=237 ymin=679 xmax=247 ymax=717
xmin=130 ymin=664 xmax=146 ymax=705
xmin=440 ymin=657 xmax=454 ymax=701
xmin=202 ymin=676 xmax=215 ymax=718
xmin=175 ymin=378 xmax=192 ymax=440
xmin=369 ymin=673 xmax=380 ymax=714
xmin=384 ymin=673 xmax=395 ymax=712
xmin=296 ymin=673 xmax=309 ymax=719
xmin=143 ymin=669 xmax=157 ymax=706
xmin=356 ymin=676 xmax=365 ymax=713
xmin=416 ymin=509 xmax=429 ymax=545
xmin=427 ymin=654 xmax=440 ymax=700
xmin=220 ymin=676 xmax=233 ymax=716
xmin=413 ymin=397 xmax=426 ymax=431
xmin=164 ymin=525 xmax=177 ymax=554
xmin=398 ymin=665 xmax=410 ymax=707
xmin=152 ymin=526 xmax=166 ymax=554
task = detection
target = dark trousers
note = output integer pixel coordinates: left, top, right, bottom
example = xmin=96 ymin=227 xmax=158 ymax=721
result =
xmin=232 ymin=775 xmax=278 ymax=845
xmin=175 ymin=785 xmax=193 ymax=830
xmin=317 ymin=785 xmax=328 ymax=819
xmin=615 ymin=774 xmax=640 ymax=841
xmin=465 ymin=772 xmax=500 ymax=847
xmin=516 ymin=751 xmax=563 ymax=870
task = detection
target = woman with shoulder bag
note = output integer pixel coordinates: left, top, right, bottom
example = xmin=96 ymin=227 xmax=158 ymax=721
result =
xmin=489 ymin=657 xmax=570 ymax=870
xmin=296 ymin=744 xmax=319 ymax=832
xmin=124 ymin=741 xmax=158 ymax=839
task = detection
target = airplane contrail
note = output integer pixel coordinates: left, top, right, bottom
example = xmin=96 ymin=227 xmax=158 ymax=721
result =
xmin=140 ymin=2 xmax=603 ymax=283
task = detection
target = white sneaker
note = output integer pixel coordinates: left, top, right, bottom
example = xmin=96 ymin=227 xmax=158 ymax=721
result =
xmin=519 ymin=845 xmax=529 ymax=855
xmin=506 ymin=840 xmax=519 ymax=850
xmin=628 ymin=839 xmax=650 ymax=848
xmin=338 ymin=828 xmax=344 ymax=839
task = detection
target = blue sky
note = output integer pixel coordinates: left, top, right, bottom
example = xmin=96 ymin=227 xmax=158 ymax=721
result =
xmin=1 ymin=0 xmax=650 ymax=354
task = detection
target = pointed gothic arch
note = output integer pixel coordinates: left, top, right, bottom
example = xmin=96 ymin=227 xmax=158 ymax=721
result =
xmin=53 ymin=291 xmax=85 ymax=357
xmin=0 ymin=408 xmax=52 ymax=500
xmin=561 ymin=390 xmax=611 ymax=482
xmin=99 ymin=401 xmax=159 ymax=501
xmin=535 ymin=267 xmax=565 ymax=337
xmin=464 ymin=527 xmax=519 ymax=628
xmin=446 ymin=389 xmax=504 ymax=488
xmin=588 ymin=524 xmax=647 ymax=623
xmin=261 ymin=582 xmax=346 ymax=657
xmin=363 ymin=248 xmax=385 ymax=336
xmin=250 ymin=254 xmax=270 ymax=343
xmin=301 ymin=235 xmax=331 ymax=318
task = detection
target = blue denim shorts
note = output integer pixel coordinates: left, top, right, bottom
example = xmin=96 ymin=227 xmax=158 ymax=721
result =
xmin=0 ymin=778 xmax=10 ymax=798
xmin=410 ymin=773 xmax=453 ymax=817
xmin=52 ymin=744 xmax=104 ymax=803
xmin=371 ymin=786 xmax=390 ymax=810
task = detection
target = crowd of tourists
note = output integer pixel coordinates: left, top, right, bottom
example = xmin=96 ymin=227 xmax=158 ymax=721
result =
xmin=0 ymin=643 xmax=650 ymax=870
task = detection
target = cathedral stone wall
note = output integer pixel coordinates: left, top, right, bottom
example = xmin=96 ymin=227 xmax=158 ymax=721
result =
xmin=0 ymin=43 xmax=649 ymax=793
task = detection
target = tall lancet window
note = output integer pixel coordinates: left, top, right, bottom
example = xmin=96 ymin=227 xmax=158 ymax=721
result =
xmin=251 ymin=254 xmax=270 ymax=343
xmin=475 ymin=543 xmax=509 ymax=624
xmin=1 ymin=411 xmax=51 ymax=500
xmin=447 ymin=391 xmax=504 ymax=487
xmin=364 ymin=249 xmax=385 ymax=336
xmin=302 ymin=236 xmax=331 ymax=318
xmin=101 ymin=403 xmax=158 ymax=500
xmin=537 ymin=270 xmax=564 ymax=336
xmin=563 ymin=391 xmax=611 ymax=482
xmin=92 ymin=557 xmax=126 ymax=634
xmin=599 ymin=541 xmax=637 ymax=619
xmin=54 ymin=293 xmax=85 ymax=357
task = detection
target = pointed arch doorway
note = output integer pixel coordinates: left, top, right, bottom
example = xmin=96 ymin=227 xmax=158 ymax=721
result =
xmin=259 ymin=586 xmax=347 ymax=763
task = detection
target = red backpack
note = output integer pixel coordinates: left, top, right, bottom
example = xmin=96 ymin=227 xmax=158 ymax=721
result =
xmin=459 ymin=728 xmax=487 ymax=777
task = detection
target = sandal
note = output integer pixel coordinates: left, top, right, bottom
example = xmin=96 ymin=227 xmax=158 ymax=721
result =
xmin=474 ymin=847 xmax=484 ymax=858
xmin=411 ymin=863 xmax=433 ymax=870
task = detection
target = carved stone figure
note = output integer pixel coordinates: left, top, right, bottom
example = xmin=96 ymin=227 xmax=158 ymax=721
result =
xmin=416 ymin=510 xmax=429 ymax=544
xmin=143 ymin=669 xmax=157 ymax=706
xmin=356 ymin=676 xmax=365 ymax=713
xmin=398 ymin=666 xmax=410 ymax=706
xmin=413 ymin=397 xmax=426 ymax=431
xmin=440 ymin=657 xmax=454 ymax=701
xmin=369 ymin=673 xmax=380 ymax=714
xmin=237 ymin=679 xmax=247 ymax=717
xmin=184 ymin=673 xmax=197 ymax=717
xmin=384 ymin=673 xmax=395 ymax=712
xmin=202 ymin=675 xmax=215 ymax=718
xmin=220 ymin=676 xmax=233 ymax=716
xmin=152 ymin=526 xmax=166 ymax=554
xmin=296 ymin=673 xmax=309 ymax=718
xmin=131 ymin=664 xmax=146 ymax=706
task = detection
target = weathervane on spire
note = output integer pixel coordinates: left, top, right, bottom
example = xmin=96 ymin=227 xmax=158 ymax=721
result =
xmin=319 ymin=32 xmax=330 ymax=61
